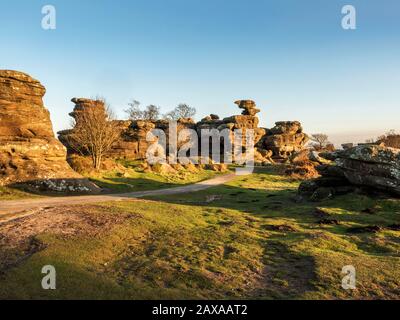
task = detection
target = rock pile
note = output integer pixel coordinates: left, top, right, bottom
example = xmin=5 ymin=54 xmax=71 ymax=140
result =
xmin=299 ymin=144 xmax=400 ymax=200
xmin=0 ymin=70 xmax=98 ymax=192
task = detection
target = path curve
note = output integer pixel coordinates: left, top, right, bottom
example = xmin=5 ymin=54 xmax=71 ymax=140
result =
xmin=0 ymin=173 xmax=237 ymax=217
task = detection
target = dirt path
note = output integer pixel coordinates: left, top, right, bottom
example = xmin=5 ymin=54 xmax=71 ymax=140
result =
xmin=0 ymin=173 xmax=237 ymax=220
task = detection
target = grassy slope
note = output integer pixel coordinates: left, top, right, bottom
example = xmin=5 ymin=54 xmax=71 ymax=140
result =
xmin=0 ymin=167 xmax=399 ymax=299
xmin=88 ymin=166 xmax=222 ymax=193
xmin=0 ymin=186 xmax=42 ymax=201
xmin=0 ymin=161 xmax=222 ymax=200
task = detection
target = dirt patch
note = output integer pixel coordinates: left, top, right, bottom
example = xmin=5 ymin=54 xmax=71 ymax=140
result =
xmin=0 ymin=205 xmax=132 ymax=274
xmin=347 ymin=225 xmax=382 ymax=234
xmin=387 ymin=224 xmax=400 ymax=231
xmin=263 ymin=224 xmax=297 ymax=232
xmin=318 ymin=219 xmax=340 ymax=225
xmin=223 ymin=245 xmax=239 ymax=259
xmin=218 ymin=220 xmax=235 ymax=227
xmin=253 ymin=242 xmax=317 ymax=299
xmin=263 ymin=201 xmax=283 ymax=210
xmin=361 ymin=206 xmax=380 ymax=214
xmin=313 ymin=207 xmax=331 ymax=218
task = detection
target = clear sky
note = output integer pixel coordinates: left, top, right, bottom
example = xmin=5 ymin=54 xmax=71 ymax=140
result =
xmin=1 ymin=0 xmax=399 ymax=145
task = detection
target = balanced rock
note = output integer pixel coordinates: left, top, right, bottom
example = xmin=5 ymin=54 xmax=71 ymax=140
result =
xmin=0 ymin=70 xmax=98 ymax=192
xmin=235 ymin=100 xmax=260 ymax=116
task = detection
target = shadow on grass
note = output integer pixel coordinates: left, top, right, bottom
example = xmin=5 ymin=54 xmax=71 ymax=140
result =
xmin=146 ymin=180 xmax=400 ymax=227
xmin=145 ymin=175 xmax=400 ymax=262
xmin=90 ymin=176 xmax=192 ymax=193
xmin=255 ymin=241 xmax=317 ymax=299
xmin=3 ymin=176 xmax=208 ymax=198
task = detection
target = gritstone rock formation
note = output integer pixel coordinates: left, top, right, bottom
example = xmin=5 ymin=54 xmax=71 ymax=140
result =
xmin=235 ymin=99 xmax=261 ymax=116
xmin=263 ymin=121 xmax=309 ymax=160
xmin=59 ymin=98 xmax=197 ymax=160
xmin=196 ymin=100 xmax=271 ymax=164
xmin=0 ymin=70 xmax=98 ymax=192
xmin=59 ymin=98 xmax=308 ymax=165
xmin=298 ymin=144 xmax=400 ymax=200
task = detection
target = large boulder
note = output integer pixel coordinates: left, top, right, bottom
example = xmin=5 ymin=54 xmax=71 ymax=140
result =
xmin=0 ymin=70 xmax=98 ymax=193
xmin=263 ymin=121 xmax=309 ymax=160
xmin=335 ymin=144 xmax=400 ymax=195
xmin=299 ymin=144 xmax=400 ymax=199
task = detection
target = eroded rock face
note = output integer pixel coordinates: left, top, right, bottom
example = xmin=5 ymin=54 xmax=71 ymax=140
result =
xmin=0 ymin=70 xmax=98 ymax=193
xmin=263 ymin=121 xmax=309 ymax=160
xmin=299 ymin=144 xmax=400 ymax=199
xmin=331 ymin=144 xmax=400 ymax=195
xmin=195 ymin=100 xmax=272 ymax=164
xmin=234 ymin=100 xmax=260 ymax=117
xmin=59 ymin=98 xmax=198 ymax=160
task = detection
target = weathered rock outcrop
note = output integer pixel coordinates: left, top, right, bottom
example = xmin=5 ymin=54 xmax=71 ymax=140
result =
xmin=299 ymin=144 xmax=400 ymax=200
xmin=196 ymin=100 xmax=271 ymax=164
xmin=0 ymin=70 xmax=98 ymax=192
xmin=263 ymin=121 xmax=309 ymax=160
xmin=59 ymin=98 xmax=308 ymax=166
xmin=235 ymin=99 xmax=261 ymax=116
xmin=59 ymin=98 xmax=198 ymax=160
xmin=328 ymin=144 xmax=400 ymax=195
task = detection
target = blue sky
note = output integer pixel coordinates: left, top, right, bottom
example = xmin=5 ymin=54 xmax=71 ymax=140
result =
xmin=1 ymin=0 xmax=399 ymax=145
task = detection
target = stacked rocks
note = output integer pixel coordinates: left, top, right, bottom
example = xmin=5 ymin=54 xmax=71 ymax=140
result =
xmin=59 ymin=98 xmax=308 ymax=166
xmin=263 ymin=121 xmax=309 ymax=161
xmin=235 ymin=100 xmax=260 ymax=116
xmin=69 ymin=98 xmax=106 ymax=120
xmin=0 ymin=70 xmax=97 ymax=192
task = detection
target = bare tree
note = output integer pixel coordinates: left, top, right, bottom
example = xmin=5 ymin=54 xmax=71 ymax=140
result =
xmin=377 ymin=130 xmax=400 ymax=148
xmin=67 ymin=98 xmax=120 ymax=169
xmin=125 ymin=99 xmax=143 ymax=120
xmin=311 ymin=133 xmax=330 ymax=150
xmin=164 ymin=103 xmax=196 ymax=120
xmin=143 ymin=104 xmax=160 ymax=121
xmin=125 ymin=100 xmax=161 ymax=121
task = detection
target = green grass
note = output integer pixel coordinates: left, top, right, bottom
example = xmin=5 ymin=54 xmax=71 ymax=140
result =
xmin=88 ymin=164 xmax=223 ymax=193
xmin=0 ymin=186 xmax=42 ymax=201
xmin=0 ymin=167 xmax=399 ymax=299
xmin=0 ymin=160 xmax=224 ymax=199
